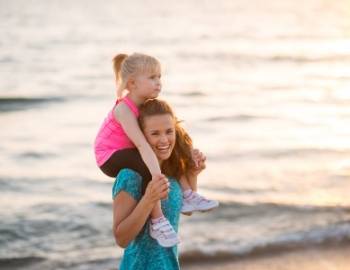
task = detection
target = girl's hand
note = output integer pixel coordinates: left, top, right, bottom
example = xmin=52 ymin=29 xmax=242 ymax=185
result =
xmin=144 ymin=174 xmax=169 ymax=202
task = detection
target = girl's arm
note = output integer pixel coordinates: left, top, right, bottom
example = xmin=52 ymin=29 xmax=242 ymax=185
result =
xmin=114 ymin=103 xmax=161 ymax=175
xmin=113 ymin=175 xmax=169 ymax=248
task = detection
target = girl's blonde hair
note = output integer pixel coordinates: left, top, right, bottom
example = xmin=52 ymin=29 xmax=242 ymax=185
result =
xmin=138 ymin=99 xmax=195 ymax=182
xmin=112 ymin=53 xmax=161 ymax=98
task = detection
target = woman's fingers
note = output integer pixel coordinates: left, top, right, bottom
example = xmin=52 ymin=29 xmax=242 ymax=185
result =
xmin=191 ymin=149 xmax=200 ymax=167
xmin=148 ymin=174 xmax=169 ymax=200
xmin=189 ymin=158 xmax=207 ymax=176
xmin=159 ymin=188 xmax=169 ymax=199
xmin=159 ymin=178 xmax=170 ymax=199
xmin=158 ymin=175 xmax=169 ymax=191
xmin=196 ymin=151 xmax=205 ymax=162
xmin=199 ymin=159 xmax=206 ymax=170
xmin=192 ymin=148 xmax=206 ymax=168
xmin=192 ymin=149 xmax=200 ymax=155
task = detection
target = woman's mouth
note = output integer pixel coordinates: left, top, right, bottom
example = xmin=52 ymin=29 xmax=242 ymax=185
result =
xmin=156 ymin=145 xmax=171 ymax=153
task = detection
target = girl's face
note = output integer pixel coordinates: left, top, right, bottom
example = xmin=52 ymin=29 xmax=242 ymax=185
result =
xmin=130 ymin=68 xmax=162 ymax=100
xmin=142 ymin=114 xmax=176 ymax=163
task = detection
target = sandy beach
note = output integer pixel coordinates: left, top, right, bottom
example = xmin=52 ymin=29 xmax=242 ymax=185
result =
xmin=182 ymin=243 xmax=350 ymax=270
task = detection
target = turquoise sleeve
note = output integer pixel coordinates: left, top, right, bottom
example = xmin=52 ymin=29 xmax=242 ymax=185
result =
xmin=112 ymin=169 xmax=142 ymax=201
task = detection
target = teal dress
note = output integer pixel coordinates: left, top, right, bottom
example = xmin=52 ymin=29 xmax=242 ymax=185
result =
xmin=112 ymin=169 xmax=183 ymax=270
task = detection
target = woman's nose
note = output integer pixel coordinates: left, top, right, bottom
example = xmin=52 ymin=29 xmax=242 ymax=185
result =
xmin=159 ymin=134 xmax=168 ymax=143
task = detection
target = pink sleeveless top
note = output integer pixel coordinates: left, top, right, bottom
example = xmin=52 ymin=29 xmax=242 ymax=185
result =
xmin=94 ymin=96 xmax=139 ymax=166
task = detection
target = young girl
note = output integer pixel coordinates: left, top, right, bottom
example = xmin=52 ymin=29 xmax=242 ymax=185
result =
xmin=94 ymin=53 xmax=218 ymax=248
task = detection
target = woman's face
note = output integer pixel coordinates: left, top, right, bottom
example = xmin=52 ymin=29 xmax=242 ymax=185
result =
xmin=142 ymin=114 xmax=176 ymax=163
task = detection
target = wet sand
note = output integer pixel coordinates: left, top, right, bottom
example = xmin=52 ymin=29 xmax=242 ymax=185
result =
xmin=182 ymin=243 xmax=350 ymax=270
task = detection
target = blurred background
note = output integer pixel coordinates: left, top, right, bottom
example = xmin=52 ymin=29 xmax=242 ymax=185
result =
xmin=1 ymin=0 xmax=350 ymax=269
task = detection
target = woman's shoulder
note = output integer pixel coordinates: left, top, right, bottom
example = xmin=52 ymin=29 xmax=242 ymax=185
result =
xmin=167 ymin=176 xmax=178 ymax=182
xmin=168 ymin=176 xmax=181 ymax=188
xmin=112 ymin=169 xmax=142 ymax=200
xmin=118 ymin=168 xmax=142 ymax=180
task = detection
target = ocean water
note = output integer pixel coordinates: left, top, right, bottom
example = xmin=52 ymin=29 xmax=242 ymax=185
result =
xmin=1 ymin=0 xmax=350 ymax=269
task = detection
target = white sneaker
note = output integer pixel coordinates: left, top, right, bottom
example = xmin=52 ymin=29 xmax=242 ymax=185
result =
xmin=149 ymin=218 xmax=180 ymax=247
xmin=181 ymin=191 xmax=219 ymax=214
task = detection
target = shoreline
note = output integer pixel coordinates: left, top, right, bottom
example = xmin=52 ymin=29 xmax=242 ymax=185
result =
xmin=181 ymin=242 xmax=350 ymax=270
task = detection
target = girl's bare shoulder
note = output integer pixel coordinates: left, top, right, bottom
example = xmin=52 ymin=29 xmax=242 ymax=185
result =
xmin=114 ymin=101 xmax=131 ymax=119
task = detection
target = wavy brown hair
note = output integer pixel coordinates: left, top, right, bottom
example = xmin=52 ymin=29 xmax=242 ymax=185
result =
xmin=138 ymin=99 xmax=195 ymax=181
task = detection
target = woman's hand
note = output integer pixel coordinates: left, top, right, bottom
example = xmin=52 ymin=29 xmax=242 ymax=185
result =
xmin=113 ymin=174 xmax=169 ymax=248
xmin=192 ymin=149 xmax=206 ymax=167
xmin=190 ymin=149 xmax=206 ymax=176
xmin=144 ymin=174 xmax=170 ymax=202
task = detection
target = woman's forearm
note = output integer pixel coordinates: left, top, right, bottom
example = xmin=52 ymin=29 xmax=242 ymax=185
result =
xmin=114 ymin=196 xmax=155 ymax=247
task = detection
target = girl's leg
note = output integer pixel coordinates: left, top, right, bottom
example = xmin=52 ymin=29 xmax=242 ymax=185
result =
xmin=186 ymin=175 xmax=197 ymax=192
xmin=180 ymin=174 xmax=219 ymax=214
xmin=100 ymin=148 xmax=154 ymax=194
xmin=151 ymin=201 xmax=163 ymax=218
xmin=101 ymin=149 xmax=164 ymax=218
xmin=179 ymin=175 xmax=196 ymax=192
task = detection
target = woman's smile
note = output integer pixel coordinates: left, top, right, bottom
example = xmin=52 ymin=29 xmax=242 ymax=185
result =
xmin=155 ymin=144 xmax=172 ymax=157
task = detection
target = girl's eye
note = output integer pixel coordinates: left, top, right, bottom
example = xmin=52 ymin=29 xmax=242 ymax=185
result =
xmin=151 ymin=132 xmax=159 ymax=136
xmin=166 ymin=129 xmax=174 ymax=134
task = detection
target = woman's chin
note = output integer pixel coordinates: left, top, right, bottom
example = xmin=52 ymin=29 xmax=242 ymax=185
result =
xmin=156 ymin=151 xmax=172 ymax=161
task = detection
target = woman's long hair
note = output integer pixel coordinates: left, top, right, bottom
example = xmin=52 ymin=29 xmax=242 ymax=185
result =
xmin=138 ymin=99 xmax=195 ymax=190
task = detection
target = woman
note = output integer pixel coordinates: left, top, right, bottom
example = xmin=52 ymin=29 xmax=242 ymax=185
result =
xmin=112 ymin=99 xmax=206 ymax=270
